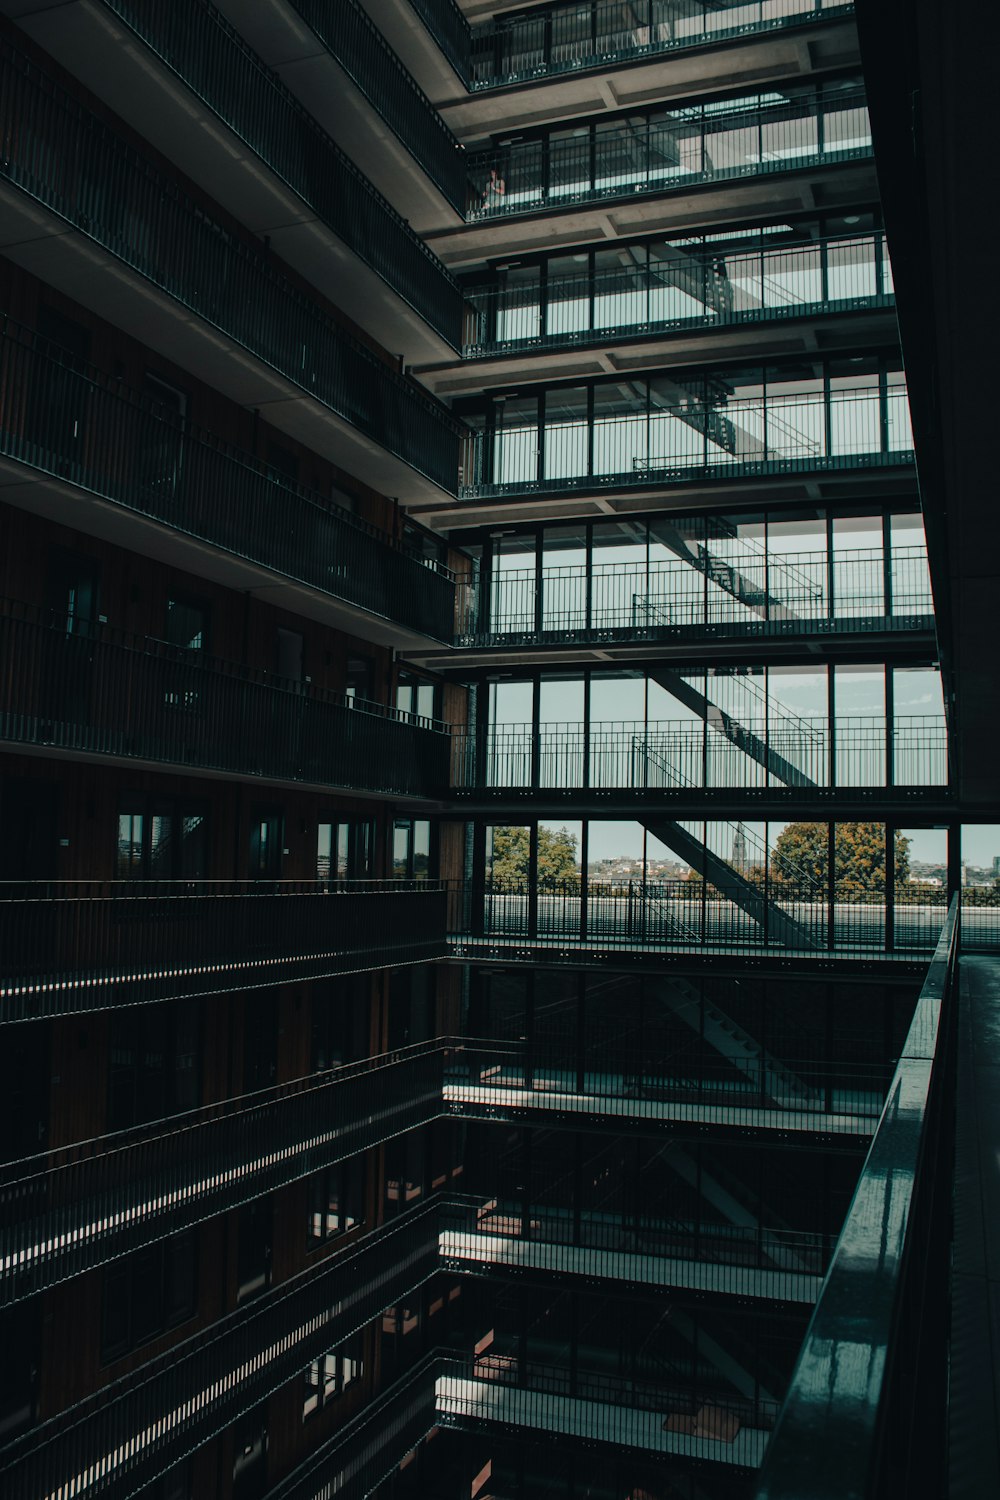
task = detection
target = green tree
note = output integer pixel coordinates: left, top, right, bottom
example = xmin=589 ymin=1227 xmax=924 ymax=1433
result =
xmin=770 ymin=822 xmax=910 ymax=894
xmin=488 ymin=825 xmax=580 ymax=889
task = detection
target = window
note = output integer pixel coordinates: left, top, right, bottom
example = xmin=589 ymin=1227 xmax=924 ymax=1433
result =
xmin=163 ymin=596 xmax=209 ymax=711
xmin=302 ymin=1334 xmax=364 ymax=1419
xmin=396 ymin=672 xmax=439 ymax=722
xmin=101 ymin=1231 xmax=197 ymax=1363
xmin=345 ymin=655 xmax=374 ymax=704
xmin=393 ymin=819 xmax=433 ymax=880
xmin=237 ymin=1198 xmax=272 ymax=1304
xmin=307 ymin=1158 xmax=362 ymax=1247
xmin=164 ymin=596 xmax=209 ymax=652
xmin=249 ymin=808 xmax=283 ymax=878
xmin=116 ymin=799 xmax=208 ymax=879
xmin=107 ymin=998 xmax=199 ymax=1132
xmin=310 ymin=975 xmax=365 ymax=1072
xmin=317 ymin=820 xmax=374 ymax=880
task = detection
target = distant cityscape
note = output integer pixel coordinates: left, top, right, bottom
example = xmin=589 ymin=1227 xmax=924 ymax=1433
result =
xmin=586 ymin=856 xmax=1000 ymax=887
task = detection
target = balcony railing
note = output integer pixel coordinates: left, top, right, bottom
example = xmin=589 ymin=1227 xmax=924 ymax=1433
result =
xmin=1 ymin=1033 xmax=877 ymax=1309
xmin=0 ymin=880 xmax=448 ymax=1023
xmin=463 ymin=232 xmax=893 ymax=357
xmin=291 ymin=0 xmax=466 ymax=212
xmin=441 ymin=1197 xmax=832 ymax=1303
xmin=408 ymin=0 xmax=854 ymax=92
xmin=436 ymin=1352 xmax=776 ymax=1465
xmin=0 ymin=319 xmax=456 ymax=643
xmin=0 ymin=600 xmax=450 ymax=798
xmin=452 ymin=715 xmax=947 ymax=793
xmin=97 ymin=0 xmax=462 ymax=346
xmin=0 ymin=1040 xmax=447 ymax=1305
xmin=409 ymin=0 xmax=472 ymax=81
xmin=0 ymin=1201 xmax=443 ymax=1500
xmin=465 ymin=80 xmax=871 ymax=220
xmin=450 ymin=881 xmax=951 ymax=957
xmin=0 ymin=38 xmax=462 ymax=495
xmin=755 ymin=896 xmax=959 ymax=1496
xmin=460 ymin=382 xmax=913 ymax=499
xmin=446 ymin=1043 xmax=888 ymax=1134
xmin=459 ymin=545 xmax=932 ymax=644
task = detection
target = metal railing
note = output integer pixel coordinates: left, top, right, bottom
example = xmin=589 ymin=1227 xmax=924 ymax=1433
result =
xmin=465 ymin=80 xmax=871 ymax=220
xmin=459 ymin=546 xmax=931 ymax=642
xmin=1 ymin=1035 xmax=875 ymax=1309
xmin=460 ymin=382 xmax=913 ymax=498
xmin=436 ymin=1352 xmax=777 ymax=1464
xmin=468 ymin=0 xmax=854 ymax=90
xmin=0 ymin=318 xmax=456 ymax=643
xmin=0 ymin=880 xmax=448 ymax=1023
xmin=409 ymin=0 xmax=472 ymax=81
xmin=452 ymin=715 xmax=947 ymax=791
xmin=0 ymin=1200 xmax=443 ymax=1500
xmin=0 ymin=1040 xmax=448 ymax=1305
xmin=959 ymin=887 xmax=1000 ymax=950
xmin=0 ymin=37 xmax=462 ymax=495
xmin=0 ymin=599 xmax=451 ymax=798
xmin=755 ymin=895 xmax=959 ymax=1497
xmin=97 ymin=0 xmax=462 ymax=346
xmin=291 ymin=0 xmax=466 ymax=211
xmin=450 ymin=880 xmax=951 ymax=957
xmin=463 ymin=231 xmax=892 ymax=356
xmin=446 ymin=1043 xmax=888 ymax=1129
xmin=262 ymin=1354 xmax=442 ymax=1500
xmin=442 ymin=1202 xmax=829 ymax=1308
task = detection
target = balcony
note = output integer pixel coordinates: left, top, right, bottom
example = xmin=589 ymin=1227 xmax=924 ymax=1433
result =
xmin=0 ymin=320 xmax=455 ymax=648
xmin=292 ymin=0 xmax=465 ymax=208
xmin=449 ymin=879 xmax=951 ymax=964
xmin=0 ymin=600 xmax=451 ymax=797
xmin=454 ymin=544 xmax=933 ymax=656
xmin=452 ymin=713 xmax=947 ymax=807
xmin=444 ymin=1043 xmax=885 ymax=1144
xmin=0 ymin=1042 xmax=447 ymax=1305
xmin=435 ymin=1353 xmax=774 ymax=1468
xmin=464 ymin=79 xmax=870 ymax=222
xmin=212 ymin=0 xmax=466 ymax=230
xmin=9 ymin=0 xmax=463 ymax=359
xmin=0 ymin=1201 xmax=442 ymax=1500
xmin=440 ymin=1198 xmax=829 ymax=1306
xmin=456 ymin=373 xmax=914 ymax=515
xmin=0 ymin=879 xmax=448 ymax=1023
xmin=0 ymin=37 xmax=463 ymax=502
xmin=427 ymin=76 xmax=874 ymax=265
xmin=436 ymin=231 xmax=897 ymax=393
xmin=466 ymin=0 xmax=855 ymax=91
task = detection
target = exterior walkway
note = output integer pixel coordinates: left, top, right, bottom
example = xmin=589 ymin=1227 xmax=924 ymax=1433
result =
xmin=950 ymin=956 xmax=1000 ymax=1496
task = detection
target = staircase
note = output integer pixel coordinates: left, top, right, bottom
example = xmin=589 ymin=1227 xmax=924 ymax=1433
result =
xmin=648 ymin=665 xmax=821 ymax=789
xmin=652 ymin=975 xmax=821 ymax=1109
xmin=643 ymin=816 xmax=822 ymax=949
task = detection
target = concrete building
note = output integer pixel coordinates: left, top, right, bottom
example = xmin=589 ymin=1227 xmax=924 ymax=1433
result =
xmin=0 ymin=2 xmax=990 ymax=1498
